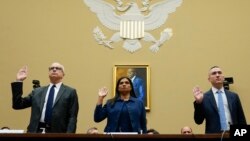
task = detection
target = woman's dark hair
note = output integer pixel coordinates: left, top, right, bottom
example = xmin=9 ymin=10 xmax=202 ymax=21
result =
xmin=110 ymin=77 xmax=136 ymax=105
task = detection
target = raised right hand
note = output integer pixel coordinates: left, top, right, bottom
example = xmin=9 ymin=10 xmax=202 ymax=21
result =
xmin=98 ymin=87 xmax=108 ymax=98
xmin=16 ymin=66 xmax=28 ymax=81
xmin=193 ymin=86 xmax=204 ymax=104
xmin=97 ymin=87 xmax=108 ymax=105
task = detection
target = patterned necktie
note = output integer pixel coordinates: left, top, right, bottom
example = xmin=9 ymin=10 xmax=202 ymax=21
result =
xmin=217 ymin=90 xmax=227 ymax=131
xmin=45 ymin=85 xmax=55 ymax=123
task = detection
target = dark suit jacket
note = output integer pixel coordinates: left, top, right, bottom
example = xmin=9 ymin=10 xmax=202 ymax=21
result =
xmin=194 ymin=89 xmax=247 ymax=133
xmin=11 ymin=82 xmax=79 ymax=133
xmin=132 ymin=76 xmax=145 ymax=101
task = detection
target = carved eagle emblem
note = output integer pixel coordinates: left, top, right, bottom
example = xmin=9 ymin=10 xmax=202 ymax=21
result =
xmin=83 ymin=0 xmax=183 ymax=53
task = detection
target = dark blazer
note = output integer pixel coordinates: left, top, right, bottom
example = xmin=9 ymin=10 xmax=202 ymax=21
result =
xmin=194 ymin=89 xmax=247 ymax=133
xmin=11 ymin=82 xmax=79 ymax=133
xmin=132 ymin=76 xmax=145 ymax=101
xmin=94 ymin=97 xmax=147 ymax=133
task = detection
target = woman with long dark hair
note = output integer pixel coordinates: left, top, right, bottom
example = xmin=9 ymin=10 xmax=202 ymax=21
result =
xmin=94 ymin=77 xmax=147 ymax=133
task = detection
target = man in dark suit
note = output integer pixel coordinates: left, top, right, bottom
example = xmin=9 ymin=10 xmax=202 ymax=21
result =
xmin=127 ymin=68 xmax=145 ymax=102
xmin=193 ymin=66 xmax=246 ymax=133
xmin=11 ymin=62 xmax=79 ymax=133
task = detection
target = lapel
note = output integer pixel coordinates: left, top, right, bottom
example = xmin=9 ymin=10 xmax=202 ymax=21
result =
xmin=40 ymin=86 xmax=49 ymax=112
xmin=207 ymin=89 xmax=218 ymax=112
xmin=53 ymin=84 xmax=65 ymax=107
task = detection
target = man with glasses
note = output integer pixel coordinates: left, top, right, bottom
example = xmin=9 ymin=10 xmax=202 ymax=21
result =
xmin=11 ymin=62 xmax=79 ymax=133
xmin=192 ymin=66 xmax=246 ymax=133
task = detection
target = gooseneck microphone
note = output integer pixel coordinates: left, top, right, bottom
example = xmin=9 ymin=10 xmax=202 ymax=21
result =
xmin=220 ymin=122 xmax=231 ymax=141
xmin=220 ymin=130 xmax=226 ymax=141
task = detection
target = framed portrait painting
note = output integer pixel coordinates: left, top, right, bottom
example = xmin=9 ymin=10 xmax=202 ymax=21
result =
xmin=113 ymin=65 xmax=150 ymax=111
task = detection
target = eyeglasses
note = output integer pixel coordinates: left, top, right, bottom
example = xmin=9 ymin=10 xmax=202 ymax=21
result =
xmin=49 ymin=67 xmax=62 ymax=71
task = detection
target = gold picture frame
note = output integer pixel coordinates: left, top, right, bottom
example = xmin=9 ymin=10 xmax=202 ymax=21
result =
xmin=113 ymin=65 xmax=150 ymax=111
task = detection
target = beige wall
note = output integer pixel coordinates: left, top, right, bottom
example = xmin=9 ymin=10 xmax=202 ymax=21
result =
xmin=0 ymin=0 xmax=249 ymax=134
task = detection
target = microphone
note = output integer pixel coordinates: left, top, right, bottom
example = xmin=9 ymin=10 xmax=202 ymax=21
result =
xmin=228 ymin=122 xmax=232 ymax=131
xmin=220 ymin=130 xmax=226 ymax=141
xmin=140 ymin=129 xmax=143 ymax=134
xmin=220 ymin=122 xmax=231 ymax=141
